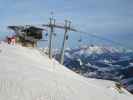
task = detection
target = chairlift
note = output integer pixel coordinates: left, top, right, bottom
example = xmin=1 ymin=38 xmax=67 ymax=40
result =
xmin=42 ymin=32 xmax=48 ymax=41
xmin=66 ymin=35 xmax=69 ymax=40
xmin=78 ymin=36 xmax=82 ymax=42
xmin=53 ymin=33 xmax=57 ymax=37
xmin=45 ymin=32 xmax=48 ymax=37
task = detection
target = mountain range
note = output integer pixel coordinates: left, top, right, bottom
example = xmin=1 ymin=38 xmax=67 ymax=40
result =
xmin=54 ymin=45 xmax=133 ymax=93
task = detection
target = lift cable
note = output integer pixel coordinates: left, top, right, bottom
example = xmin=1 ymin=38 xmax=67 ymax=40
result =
xmin=73 ymin=29 xmax=133 ymax=50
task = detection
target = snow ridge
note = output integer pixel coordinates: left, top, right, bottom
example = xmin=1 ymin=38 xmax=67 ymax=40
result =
xmin=0 ymin=43 xmax=132 ymax=100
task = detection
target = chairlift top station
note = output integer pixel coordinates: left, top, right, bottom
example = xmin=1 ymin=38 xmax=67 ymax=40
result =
xmin=8 ymin=25 xmax=44 ymax=47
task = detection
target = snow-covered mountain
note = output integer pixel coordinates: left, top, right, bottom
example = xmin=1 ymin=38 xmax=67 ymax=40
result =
xmin=54 ymin=45 xmax=133 ymax=94
xmin=0 ymin=42 xmax=132 ymax=100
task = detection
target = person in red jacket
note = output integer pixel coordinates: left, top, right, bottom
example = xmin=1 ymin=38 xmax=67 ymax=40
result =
xmin=10 ymin=36 xmax=16 ymax=45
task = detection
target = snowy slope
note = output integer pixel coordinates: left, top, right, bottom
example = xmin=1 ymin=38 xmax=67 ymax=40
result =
xmin=0 ymin=42 xmax=132 ymax=100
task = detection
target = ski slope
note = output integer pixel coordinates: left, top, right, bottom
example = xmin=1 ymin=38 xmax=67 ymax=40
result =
xmin=0 ymin=42 xmax=132 ymax=100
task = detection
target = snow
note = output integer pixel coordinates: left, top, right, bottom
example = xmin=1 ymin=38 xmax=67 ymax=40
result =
xmin=0 ymin=42 xmax=132 ymax=100
xmin=77 ymin=45 xmax=120 ymax=55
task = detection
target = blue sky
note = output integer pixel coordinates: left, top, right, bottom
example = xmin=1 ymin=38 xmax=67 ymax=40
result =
xmin=0 ymin=0 xmax=133 ymax=48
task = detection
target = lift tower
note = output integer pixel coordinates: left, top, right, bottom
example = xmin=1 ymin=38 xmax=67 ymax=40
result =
xmin=48 ymin=18 xmax=55 ymax=59
xmin=43 ymin=19 xmax=77 ymax=63
xmin=60 ymin=20 xmax=71 ymax=64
